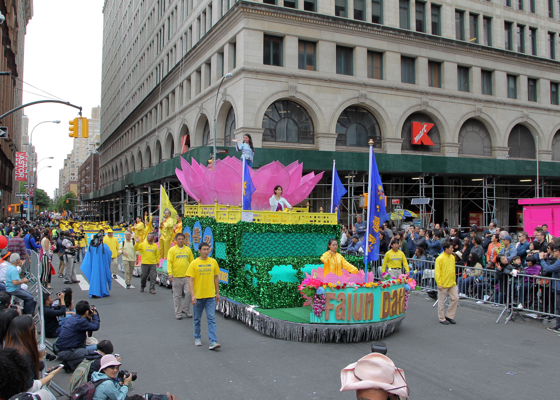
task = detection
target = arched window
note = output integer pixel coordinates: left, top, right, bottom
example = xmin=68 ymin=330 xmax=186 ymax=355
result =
xmin=552 ymin=130 xmax=560 ymax=161
xmin=224 ymin=107 xmax=236 ymax=146
xmin=458 ymin=119 xmax=492 ymax=156
xmin=202 ymin=121 xmax=210 ymax=146
xmin=156 ymin=141 xmax=163 ymax=163
xmin=508 ymin=124 xmax=535 ymax=159
xmin=401 ymin=112 xmax=441 ymax=153
xmin=336 ymin=106 xmax=382 ymax=147
xmin=262 ymin=100 xmax=314 ymax=144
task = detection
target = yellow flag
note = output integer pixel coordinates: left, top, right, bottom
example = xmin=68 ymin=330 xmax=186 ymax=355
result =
xmin=159 ymin=185 xmax=177 ymax=224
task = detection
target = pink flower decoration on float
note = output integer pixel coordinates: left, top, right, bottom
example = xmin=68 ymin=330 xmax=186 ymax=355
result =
xmin=304 ymin=269 xmax=375 ymax=285
xmin=175 ymin=157 xmax=324 ymax=210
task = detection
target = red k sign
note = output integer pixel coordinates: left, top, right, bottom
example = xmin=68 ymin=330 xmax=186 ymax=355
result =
xmin=15 ymin=152 xmax=28 ymax=181
xmin=411 ymin=122 xmax=435 ymax=145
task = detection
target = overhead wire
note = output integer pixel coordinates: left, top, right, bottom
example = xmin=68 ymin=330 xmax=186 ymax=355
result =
xmin=0 ymin=81 xmax=61 ymax=101
xmin=12 ymin=76 xmax=68 ymax=102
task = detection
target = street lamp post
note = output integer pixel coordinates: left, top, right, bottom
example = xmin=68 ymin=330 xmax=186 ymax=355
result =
xmin=212 ymin=73 xmax=234 ymax=162
xmin=27 ymin=120 xmax=60 ymax=220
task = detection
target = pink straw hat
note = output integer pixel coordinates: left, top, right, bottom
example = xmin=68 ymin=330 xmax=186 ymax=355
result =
xmin=99 ymin=354 xmax=121 ymax=371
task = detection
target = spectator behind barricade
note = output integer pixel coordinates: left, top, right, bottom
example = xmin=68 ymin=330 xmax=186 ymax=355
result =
xmin=56 ymin=301 xmax=100 ymax=371
xmin=0 ymin=257 xmax=9 ymax=292
xmin=347 ymin=235 xmax=363 ymax=254
xmin=448 ymin=228 xmax=461 ymax=251
xmin=498 ymin=236 xmax=516 ymax=263
xmin=5 ymin=254 xmax=36 ymax=315
xmin=7 ymin=227 xmax=30 ymax=265
xmin=470 ymin=236 xmax=484 ymax=261
xmin=460 ymin=237 xmax=472 ymax=263
xmin=394 ymin=232 xmax=408 ymax=258
xmin=23 ymin=228 xmax=40 ymax=252
xmin=411 ymin=247 xmax=427 ymax=282
xmin=382 ymin=223 xmax=393 ymax=240
xmin=340 ymin=225 xmax=349 ymax=251
xmin=517 ymin=255 xmax=541 ymax=310
xmin=0 ymin=308 xmax=19 ymax=345
xmin=4 ymin=315 xmax=63 ymax=394
xmin=0 ymin=291 xmax=14 ymax=311
xmin=534 ymin=229 xmax=548 ymax=252
xmin=458 ymin=253 xmax=483 ymax=298
xmin=426 ymin=230 xmax=442 ymax=258
xmin=542 ymin=224 xmax=554 ymax=243
xmin=486 ymin=234 xmax=501 ymax=265
xmin=43 ymin=292 xmax=69 ymax=338
xmin=405 ymin=226 xmax=418 ymax=258
xmin=412 ymin=228 xmax=427 ymax=253
xmin=474 ymin=261 xmax=496 ymax=303
xmin=378 ymin=232 xmax=388 ymax=254
xmin=354 ymin=216 xmax=367 ymax=239
xmin=539 ymin=245 xmax=560 ymax=333
xmin=91 ymin=355 xmax=133 ymax=400
xmin=496 ymin=255 xmax=514 ymax=305
xmin=514 ymin=231 xmax=530 ymax=266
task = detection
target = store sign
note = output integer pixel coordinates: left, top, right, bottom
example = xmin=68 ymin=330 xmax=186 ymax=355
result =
xmin=411 ymin=122 xmax=435 ymax=145
xmin=15 ymin=152 xmax=28 ymax=181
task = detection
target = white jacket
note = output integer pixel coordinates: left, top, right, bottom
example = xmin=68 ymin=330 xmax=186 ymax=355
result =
xmin=269 ymin=196 xmax=291 ymax=211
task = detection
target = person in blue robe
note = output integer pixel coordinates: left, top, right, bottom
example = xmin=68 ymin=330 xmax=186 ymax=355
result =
xmin=81 ymin=233 xmax=112 ymax=297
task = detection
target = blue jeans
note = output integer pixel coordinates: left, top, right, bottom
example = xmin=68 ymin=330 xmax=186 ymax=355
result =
xmin=0 ymin=282 xmax=6 ymax=292
xmin=8 ymin=288 xmax=37 ymax=315
xmin=458 ymin=276 xmax=475 ymax=295
xmin=193 ymin=297 xmax=217 ymax=343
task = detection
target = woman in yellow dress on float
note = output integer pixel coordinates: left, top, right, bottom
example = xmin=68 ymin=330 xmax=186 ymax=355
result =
xmin=321 ymin=238 xmax=359 ymax=276
xmin=159 ymin=208 xmax=174 ymax=259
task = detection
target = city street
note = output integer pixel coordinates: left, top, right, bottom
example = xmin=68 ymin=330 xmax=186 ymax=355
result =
xmin=45 ymin=259 xmax=558 ymax=400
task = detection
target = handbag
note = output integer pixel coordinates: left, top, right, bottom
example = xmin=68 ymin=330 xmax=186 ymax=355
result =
xmin=50 ymin=262 xmax=55 ymax=275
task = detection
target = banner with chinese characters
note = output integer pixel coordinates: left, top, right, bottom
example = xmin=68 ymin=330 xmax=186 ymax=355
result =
xmin=15 ymin=152 xmax=28 ymax=181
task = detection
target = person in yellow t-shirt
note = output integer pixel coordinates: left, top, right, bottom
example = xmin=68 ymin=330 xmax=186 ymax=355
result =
xmin=187 ymin=242 xmax=220 ymax=350
xmin=159 ymin=208 xmax=174 ymax=259
xmin=320 ymin=239 xmax=359 ymax=276
xmin=135 ymin=233 xmax=160 ymax=294
xmin=167 ymin=233 xmax=194 ymax=319
xmin=381 ymin=239 xmax=409 ymax=278
xmin=103 ymin=229 xmax=120 ymax=279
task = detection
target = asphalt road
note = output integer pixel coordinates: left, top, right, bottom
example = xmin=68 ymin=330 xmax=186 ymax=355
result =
xmin=44 ymin=259 xmax=558 ymax=400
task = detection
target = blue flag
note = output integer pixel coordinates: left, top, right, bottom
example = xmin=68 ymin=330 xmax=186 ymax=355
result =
xmin=331 ymin=161 xmax=347 ymax=214
xmin=362 ymin=146 xmax=387 ymax=269
xmin=242 ymin=158 xmax=255 ymax=210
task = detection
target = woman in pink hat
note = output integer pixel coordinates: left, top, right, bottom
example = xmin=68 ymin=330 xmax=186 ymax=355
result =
xmin=91 ymin=354 xmax=133 ymax=400
xmin=340 ymin=353 xmax=409 ymax=399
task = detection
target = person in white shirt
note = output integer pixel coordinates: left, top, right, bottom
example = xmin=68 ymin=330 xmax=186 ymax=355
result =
xmin=269 ymin=185 xmax=292 ymax=212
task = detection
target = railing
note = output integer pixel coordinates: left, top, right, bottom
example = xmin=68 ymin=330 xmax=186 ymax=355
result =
xmin=184 ymin=200 xmax=337 ymax=225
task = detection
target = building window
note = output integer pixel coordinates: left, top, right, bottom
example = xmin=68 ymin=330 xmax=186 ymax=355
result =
xmin=504 ymin=22 xmax=513 ymax=50
xmin=263 ymin=0 xmax=276 ymax=4
xmin=431 ymin=4 xmax=440 ymax=36
xmin=529 ymin=0 xmax=536 ymax=13
xmin=428 ymin=61 xmax=441 ymax=88
xmin=367 ymin=51 xmax=383 ymax=79
xmin=336 ymin=106 xmax=382 ymax=147
xmin=551 ymin=82 xmax=559 ymax=105
xmin=548 ymin=0 xmax=554 ymax=18
xmin=517 ymin=25 xmax=525 ymax=53
xmin=549 ymin=32 xmax=556 ymax=59
xmin=335 ymin=0 xmax=347 ymax=17
xmin=372 ymin=0 xmax=383 ymax=24
xmin=483 ymin=16 xmax=492 ymax=46
xmin=455 ymin=10 xmax=465 ymax=41
xmin=507 ymin=75 xmax=517 ymax=99
xmin=401 ymin=56 xmax=415 ymax=84
xmin=415 ymin=1 xmax=425 ymax=33
xmin=354 ymin=0 xmax=365 ymax=20
xmin=336 ymin=46 xmax=353 ymax=75
xmin=528 ymin=78 xmax=537 ymax=102
xmin=457 ymin=66 xmax=470 ymax=92
xmin=504 ymin=0 xmax=511 ymax=6
xmin=224 ymin=107 xmax=236 ymax=145
xmin=481 ymin=70 xmax=492 ymax=95
xmin=517 ymin=0 xmax=524 ymax=10
xmin=529 ymin=28 xmax=537 ymax=55
xmin=304 ymin=0 xmax=316 ymax=11
xmin=263 ymin=35 xmax=282 ymax=66
xmin=298 ymin=41 xmax=316 ymax=71
xmin=399 ymin=0 xmax=409 ymax=29
xmin=262 ymin=100 xmax=314 ymax=144
xmin=469 ymin=13 xmax=478 ymax=43
xmin=284 ymin=0 xmax=296 ymax=8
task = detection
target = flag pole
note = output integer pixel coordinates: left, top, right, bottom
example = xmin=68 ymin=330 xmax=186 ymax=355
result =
xmin=331 ymin=160 xmax=335 ymax=213
xmin=364 ymin=140 xmax=374 ymax=283
xmin=241 ymin=158 xmax=245 ymax=211
xmin=159 ymin=185 xmax=163 ymax=241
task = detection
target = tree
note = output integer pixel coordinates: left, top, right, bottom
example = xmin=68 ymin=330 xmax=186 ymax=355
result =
xmin=55 ymin=191 xmax=78 ymax=213
xmin=35 ymin=189 xmax=52 ymax=211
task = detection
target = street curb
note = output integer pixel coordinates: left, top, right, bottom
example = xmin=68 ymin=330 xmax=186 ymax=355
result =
xmin=410 ymin=290 xmax=556 ymax=328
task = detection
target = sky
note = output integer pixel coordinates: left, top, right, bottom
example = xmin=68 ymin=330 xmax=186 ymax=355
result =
xmin=21 ymin=0 xmax=104 ymax=199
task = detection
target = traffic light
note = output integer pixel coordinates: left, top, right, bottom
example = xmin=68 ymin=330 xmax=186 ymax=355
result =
xmin=69 ymin=118 xmax=78 ymax=138
xmin=8 ymin=204 xmax=20 ymax=213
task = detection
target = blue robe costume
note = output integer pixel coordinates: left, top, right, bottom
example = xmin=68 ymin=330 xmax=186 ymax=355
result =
xmin=81 ymin=243 xmax=112 ymax=297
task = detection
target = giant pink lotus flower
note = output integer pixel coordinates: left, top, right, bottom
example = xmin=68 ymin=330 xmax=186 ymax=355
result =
xmin=175 ymin=157 xmax=324 ymax=210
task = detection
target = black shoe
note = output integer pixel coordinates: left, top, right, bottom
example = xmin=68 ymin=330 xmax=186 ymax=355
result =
xmin=126 ymin=284 xmax=131 ymax=289
xmin=112 ymin=274 xmax=117 ymax=279
xmin=45 ymin=353 xmax=56 ymax=361
xmin=445 ymin=317 xmax=457 ymax=325
xmin=439 ymin=320 xmax=450 ymax=325
xmin=140 ymin=288 xmax=144 ymax=292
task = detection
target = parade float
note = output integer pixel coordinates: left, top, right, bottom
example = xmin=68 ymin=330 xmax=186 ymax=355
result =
xmin=172 ymin=154 xmax=413 ymax=343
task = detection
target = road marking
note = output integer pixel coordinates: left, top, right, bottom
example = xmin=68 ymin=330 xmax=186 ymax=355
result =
xmin=75 ymin=274 xmax=90 ymax=291
xmin=115 ymin=274 xmax=134 ymax=288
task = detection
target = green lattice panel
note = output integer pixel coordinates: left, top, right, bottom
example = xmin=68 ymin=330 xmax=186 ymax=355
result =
xmin=240 ymin=233 xmax=333 ymax=258
xmin=214 ymin=242 xmax=227 ymax=260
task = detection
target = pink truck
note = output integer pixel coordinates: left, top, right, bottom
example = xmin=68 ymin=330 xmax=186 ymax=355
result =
xmin=518 ymin=197 xmax=560 ymax=238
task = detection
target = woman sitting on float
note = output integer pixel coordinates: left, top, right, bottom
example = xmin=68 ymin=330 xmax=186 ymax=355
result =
xmin=269 ymin=185 xmax=292 ymax=212
xmin=321 ymin=238 xmax=359 ymax=276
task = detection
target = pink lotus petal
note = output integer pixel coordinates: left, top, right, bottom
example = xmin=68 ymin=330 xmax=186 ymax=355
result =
xmin=252 ymin=161 xmax=291 ymax=210
xmin=324 ymin=273 xmax=342 ymax=284
xmin=286 ymin=171 xmax=324 ymax=206
xmin=285 ymin=160 xmax=300 ymax=175
xmin=346 ymin=274 xmax=363 ymax=284
xmin=287 ymin=162 xmax=303 ymax=195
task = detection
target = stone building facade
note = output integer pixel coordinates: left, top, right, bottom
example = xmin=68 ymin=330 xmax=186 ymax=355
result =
xmin=91 ymin=0 xmax=560 ymax=227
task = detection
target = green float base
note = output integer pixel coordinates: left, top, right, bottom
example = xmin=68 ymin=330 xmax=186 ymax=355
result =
xmin=217 ymin=297 xmax=405 ymax=343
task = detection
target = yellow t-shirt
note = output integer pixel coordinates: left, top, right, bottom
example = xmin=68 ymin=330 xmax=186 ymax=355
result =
xmin=103 ymin=236 xmax=119 ymax=259
xmin=186 ymin=257 xmax=219 ymax=299
xmin=167 ymin=245 xmax=194 ymax=277
xmin=134 ymin=241 xmax=160 ymax=265
xmin=381 ymin=250 xmax=409 ymax=273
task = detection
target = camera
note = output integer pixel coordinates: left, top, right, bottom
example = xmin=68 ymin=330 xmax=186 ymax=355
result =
xmin=56 ymin=291 xmax=62 ymax=297
xmin=117 ymin=370 xmax=138 ymax=382
xmin=74 ymin=233 xmax=85 ymax=241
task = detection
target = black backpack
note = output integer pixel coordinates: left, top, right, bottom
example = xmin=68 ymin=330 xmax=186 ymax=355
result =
xmin=70 ymin=378 xmax=110 ymax=400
